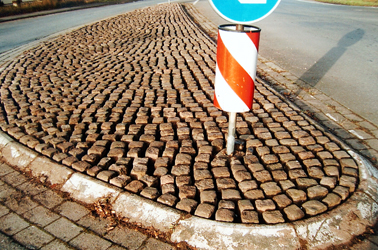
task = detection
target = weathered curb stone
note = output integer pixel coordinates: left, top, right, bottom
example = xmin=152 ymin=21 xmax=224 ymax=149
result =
xmin=112 ymin=193 xmax=182 ymax=233
xmin=171 ymin=216 xmax=300 ymax=250
xmin=351 ymin=150 xmax=378 ymax=200
xmin=0 ymin=132 xmax=14 ymax=150
xmin=61 ymin=173 xmax=120 ymax=204
xmin=1 ymin=140 xmax=38 ymax=169
xmin=28 ymin=156 xmax=74 ymax=185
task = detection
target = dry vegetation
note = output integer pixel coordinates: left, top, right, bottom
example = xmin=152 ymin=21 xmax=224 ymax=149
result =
xmin=316 ymin=0 xmax=378 ymax=7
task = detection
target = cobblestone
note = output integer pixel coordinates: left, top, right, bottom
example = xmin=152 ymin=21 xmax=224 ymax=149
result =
xmin=0 ymin=2 xmax=362 ymax=226
xmin=283 ymin=204 xmax=305 ymax=221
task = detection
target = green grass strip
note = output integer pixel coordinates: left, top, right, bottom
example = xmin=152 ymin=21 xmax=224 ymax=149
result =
xmin=315 ymin=0 xmax=378 ymax=7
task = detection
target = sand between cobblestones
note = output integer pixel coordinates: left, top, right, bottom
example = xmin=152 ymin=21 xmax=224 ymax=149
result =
xmin=0 ymin=3 xmax=359 ymax=224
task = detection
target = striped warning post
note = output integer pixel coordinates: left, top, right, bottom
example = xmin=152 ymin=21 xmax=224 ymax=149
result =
xmin=214 ymin=25 xmax=261 ymax=112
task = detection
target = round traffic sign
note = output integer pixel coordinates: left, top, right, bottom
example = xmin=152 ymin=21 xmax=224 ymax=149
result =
xmin=209 ymin=0 xmax=281 ymax=24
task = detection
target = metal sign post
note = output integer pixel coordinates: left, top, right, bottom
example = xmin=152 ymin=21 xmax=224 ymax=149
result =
xmin=226 ymin=112 xmax=237 ymax=155
xmin=209 ymin=0 xmax=280 ymax=155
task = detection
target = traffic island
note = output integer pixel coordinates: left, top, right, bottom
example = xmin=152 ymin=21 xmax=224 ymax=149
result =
xmin=0 ymin=3 xmax=377 ymax=249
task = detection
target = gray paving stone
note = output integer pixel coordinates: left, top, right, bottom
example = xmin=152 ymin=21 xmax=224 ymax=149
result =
xmin=106 ymin=245 xmax=127 ymax=250
xmin=4 ymin=195 xmax=38 ymax=215
xmin=69 ymin=232 xmax=112 ymax=250
xmin=33 ymin=190 xmax=64 ymax=209
xmin=0 ymin=231 xmax=27 ymax=250
xmin=15 ymin=181 xmax=49 ymax=196
xmin=366 ymin=139 xmax=378 ymax=149
xmin=0 ymin=184 xmax=18 ymax=201
xmin=368 ymin=235 xmax=378 ymax=247
xmin=0 ymin=213 xmax=29 ymax=236
xmin=1 ymin=171 xmax=27 ymax=187
xmin=40 ymin=239 xmax=74 ymax=250
xmin=0 ymin=164 xmax=15 ymax=177
xmin=13 ymin=226 xmax=54 ymax=249
xmin=104 ymin=227 xmax=147 ymax=250
xmin=0 ymin=204 xmax=10 ymax=217
xmin=349 ymin=239 xmax=378 ymax=250
xmin=77 ymin=214 xmax=109 ymax=236
xmin=44 ymin=217 xmax=83 ymax=241
xmin=139 ymin=238 xmax=175 ymax=250
xmin=55 ymin=201 xmax=90 ymax=222
xmin=23 ymin=206 xmax=60 ymax=227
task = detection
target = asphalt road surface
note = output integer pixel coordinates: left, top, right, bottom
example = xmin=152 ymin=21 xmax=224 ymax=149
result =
xmin=194 ymin=0 xmax=378 ymax=126
xmin=0 ymin=0 xmax=166 ymax=53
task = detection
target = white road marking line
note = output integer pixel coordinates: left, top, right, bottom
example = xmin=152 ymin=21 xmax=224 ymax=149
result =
xmin=296 ymin=0 xmax=330 ymax=5
xmin=349 ymin=130 xmax=365 ymax=140
xmin=326 ymin=113 xmax=338 ymax=122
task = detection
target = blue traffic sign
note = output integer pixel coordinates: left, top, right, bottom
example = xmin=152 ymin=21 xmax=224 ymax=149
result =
xmin=209 ymin=0 xmax=281 ymax=24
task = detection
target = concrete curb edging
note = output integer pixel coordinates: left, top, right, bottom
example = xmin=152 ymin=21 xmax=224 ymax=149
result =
xmin=1 ymin=129 xmax=378 ymax=249
xmin=171 ymin=217 xmax=300 ymax=249
xmin=112 ymin=192 xmax=182 ymax=233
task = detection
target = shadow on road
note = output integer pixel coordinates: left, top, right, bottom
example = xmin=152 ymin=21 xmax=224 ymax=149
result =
xmin=295 ymin=28 xmax=365 ymax=94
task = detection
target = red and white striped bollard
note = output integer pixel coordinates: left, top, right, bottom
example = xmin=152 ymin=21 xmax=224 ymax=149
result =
xmin=213 ymin=24 xmax=261 ymax=155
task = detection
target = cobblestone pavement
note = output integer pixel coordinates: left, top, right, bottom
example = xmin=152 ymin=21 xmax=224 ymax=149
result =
xmin=0 ymin=2 xmax=377 ymax=249
xmin=0 ymin=2 xmax=361 ymax=224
